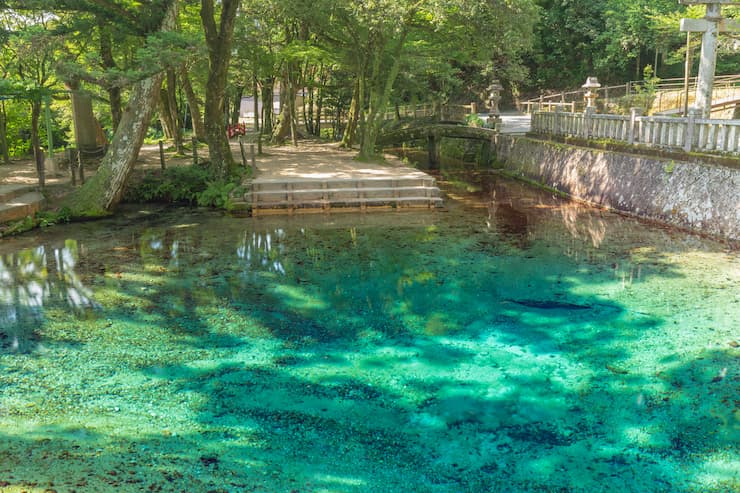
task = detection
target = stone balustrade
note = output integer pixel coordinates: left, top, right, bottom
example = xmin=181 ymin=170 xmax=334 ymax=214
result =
xmin=532 ymin=110 xmax=740 ymax=154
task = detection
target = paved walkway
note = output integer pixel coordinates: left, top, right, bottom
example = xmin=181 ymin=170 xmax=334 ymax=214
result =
xmin=0 ymin=160 xmax=71 ymax=187
xmin=499 ymin=112 xmax=532 ymax=134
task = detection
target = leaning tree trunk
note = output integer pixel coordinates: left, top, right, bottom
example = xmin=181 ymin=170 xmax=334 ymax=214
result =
xmin=62 ymin=1 xmax=177 ymax=217
xmin=63 ymin=73 xmax=166 ymax=217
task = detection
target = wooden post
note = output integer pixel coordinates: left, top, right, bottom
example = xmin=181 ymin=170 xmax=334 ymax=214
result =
xmin=257 ymin=132 xmax=263 ymax=155
xmin=158 ymin=140 xmax=166 ymax=170
xmin=70 ymin=148 xmax=77 ymax=187
xmin=191 ymin=136 xmax=198 ymax=165
xmin=250 ymin=144 xmax=256 ymax=171
xmin=238 ymin=136 xmax=248 ymax=167
xmin=78 ymin=149 xmax=85 ymax=184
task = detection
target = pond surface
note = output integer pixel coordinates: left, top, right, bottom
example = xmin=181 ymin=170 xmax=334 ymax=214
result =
xmin=0 ymin=174 xmax=738 ymax=492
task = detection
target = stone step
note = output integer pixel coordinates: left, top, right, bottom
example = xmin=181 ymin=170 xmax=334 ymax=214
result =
xmin=249 ymin=175 xmax=443 ymax=213
xmin=0 ymin=191 xmax=45 ymax=224
xmin=252 ymin=185 xmax=440 ymax=203
xmin=252 ymin=196 xmax=443 ymax=214
xmin=253 ymin=177 xmax=436 ymax=192
xmin=0 ymin=183 xmax=36 ymax=203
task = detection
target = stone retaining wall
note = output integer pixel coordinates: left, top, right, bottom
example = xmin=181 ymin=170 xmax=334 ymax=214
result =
xmin=496 ymin=135 xmax=739 ymax=241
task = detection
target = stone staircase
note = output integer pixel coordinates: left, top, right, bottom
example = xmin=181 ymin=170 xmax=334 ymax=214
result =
xmin=0 ymin=184 xmax=45 ymax=224
xmin=249 ymin=176 xmax=443 ymax=214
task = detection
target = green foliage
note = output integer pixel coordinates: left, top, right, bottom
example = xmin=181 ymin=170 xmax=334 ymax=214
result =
xmin=36 ymin=207 xmax=72 ymax=227
xmin=124 ymin=165 xmax=211 ymax=204
xmin=615 ymin=65 xmax=660 ymax=113
xmin=123 ymin=165 xmax=243 ymax=211
xmin=0 ymin=206 xmax=72 ymax=237
xmin=196 ymin=181 xmax=237 ymax=209
xmin=465 ymin=114 xmax=485 ymax=128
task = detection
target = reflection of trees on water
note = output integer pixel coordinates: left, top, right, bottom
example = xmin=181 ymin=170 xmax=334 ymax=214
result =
xmin=0 ymin=241 xmax=96 ymax=352
xmin=237 ymin=229 xmax=287 ymax=275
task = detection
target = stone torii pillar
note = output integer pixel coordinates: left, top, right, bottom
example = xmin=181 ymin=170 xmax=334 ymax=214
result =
xmin=680 ymin=0 xmax=740 ymax=118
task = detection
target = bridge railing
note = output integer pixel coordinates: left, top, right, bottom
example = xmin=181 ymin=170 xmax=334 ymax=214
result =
xmin=381 ymin=103 xmax=475 ymax=123
xmin=532 ymin=110 xmax=740 ymax=154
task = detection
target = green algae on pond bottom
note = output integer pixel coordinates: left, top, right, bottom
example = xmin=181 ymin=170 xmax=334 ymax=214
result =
xmin=0 ymin=177 xmax=738 ymax=492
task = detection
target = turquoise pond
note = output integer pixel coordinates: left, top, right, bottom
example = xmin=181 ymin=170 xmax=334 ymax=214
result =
xmin=0 ymin=174 xmax=738 ymax=492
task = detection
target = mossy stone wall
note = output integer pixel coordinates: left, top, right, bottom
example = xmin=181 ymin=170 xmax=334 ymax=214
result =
xmin=496 ymin=136 xmax=739 ymax=242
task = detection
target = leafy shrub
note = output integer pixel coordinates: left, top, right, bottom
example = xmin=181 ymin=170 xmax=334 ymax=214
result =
xmin=123 ymin=165 xmax=211 ymax=204
xmin=197 ymin=181 xmax=237 ymax=209
xmin=465 ymin=114 xmax=486 ymax=128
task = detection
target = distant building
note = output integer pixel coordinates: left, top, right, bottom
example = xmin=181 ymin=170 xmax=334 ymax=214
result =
xmin=239 ymin=86 xmax=311 ymax=124
xmin=239 ymin=91 xmax=280 ymax=124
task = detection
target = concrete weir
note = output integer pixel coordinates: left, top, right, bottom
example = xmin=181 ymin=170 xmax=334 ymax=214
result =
xmin=248 ymin=143 xmax=442 ymax=214
xmin=496 ymin=135 xmax=740 ymax=242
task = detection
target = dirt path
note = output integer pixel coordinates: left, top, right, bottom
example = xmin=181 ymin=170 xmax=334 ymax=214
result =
xmin=0 ymin=139 xmax=415 ymax=214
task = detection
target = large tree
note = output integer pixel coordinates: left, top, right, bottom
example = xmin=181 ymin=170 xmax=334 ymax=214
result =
xmin=200 ymin=0 xmax=239 ymax=178
xmin=63 ymin=0 xmax=179 ymax=217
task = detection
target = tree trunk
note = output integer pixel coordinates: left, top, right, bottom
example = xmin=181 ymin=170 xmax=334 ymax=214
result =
xmin=158 ymin=90 xmax=175 ymax=139
xmin=0 ymin=101 xmax=9 ymax=164
xmin=289 ymin=77 xmax=298 ymax=147
xmin=166 ymin=68 xmax=184 ymax=154
xmin=201 ymin=0 xmax=239 ymax=179
xmin=99 ymin=17 xmax=122 ymax=131
xmin=252 ymin=78 xmax=260 ymax=131
xmin=261 ymin=81 xmax=274 ymax=134
xmin=315 ymin=67 xmax=326 ymax=137
xmin=231 ymin=85 xmax=243 ymax=125
xmin=359 ymin=31 xmax=408 ymax=160
xmin=30 ymin=100 xmax=45 ymax=189
xmin=62 ymin=1 xmax=178 ymax=217
xmin=341 ymin=78 xmax=360 ymax=148
xmin=273 ymin=73 xmax=298 ymax=145
xmin=180 ymin=67 xmax=205 ymax=141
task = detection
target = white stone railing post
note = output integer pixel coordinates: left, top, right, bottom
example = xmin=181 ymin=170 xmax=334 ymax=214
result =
xmin=684 ymin=108 xmax=699 ymax=153
xmin=628 ymin=107 xmax=642 ymax=145
xmin=584 ymin=106 xmax=595 ymax=139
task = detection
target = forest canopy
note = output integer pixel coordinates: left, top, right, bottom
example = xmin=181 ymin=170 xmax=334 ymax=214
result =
xmin=0 ymin=0 xmax=737 ymax=177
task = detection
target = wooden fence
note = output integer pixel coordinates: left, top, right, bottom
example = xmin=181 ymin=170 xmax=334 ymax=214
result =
xmin=522 ymin=74 xmax=740 ymax=116
xmin=532 ymin=110 xmax=740 ymax=154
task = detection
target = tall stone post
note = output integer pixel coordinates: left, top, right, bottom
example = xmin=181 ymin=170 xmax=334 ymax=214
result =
xmin=680 ymin=1 xmax=740 ymax=118
xmin=69 ymin=89 xmax=99 ymax=153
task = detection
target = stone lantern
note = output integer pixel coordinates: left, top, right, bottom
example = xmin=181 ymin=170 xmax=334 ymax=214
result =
xmin=486 ymin=79 xmax=503 ymax=128
xmin=582 ymin=76 xmax=601 ymax=112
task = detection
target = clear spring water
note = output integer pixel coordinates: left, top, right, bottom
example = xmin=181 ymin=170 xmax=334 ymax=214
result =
xmin=0 ymin=175 xmax=737 ymax=492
